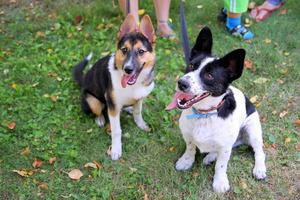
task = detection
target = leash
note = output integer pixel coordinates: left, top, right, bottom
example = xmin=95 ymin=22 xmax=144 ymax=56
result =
xmin=180 ymin=0 xmax=190 ymax=68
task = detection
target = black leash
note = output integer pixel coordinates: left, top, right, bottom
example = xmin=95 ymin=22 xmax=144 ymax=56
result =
xmin=180 ymin=0 xmax=190 ymax=67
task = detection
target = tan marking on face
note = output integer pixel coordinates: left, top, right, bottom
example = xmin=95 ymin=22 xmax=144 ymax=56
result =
xmin=133 ymin=41 xmax=155 ymax=69
xmin=86 ymin=95 xmax=104 ymax=116
xmin=115 ymin=41 xmax=132 ymax=70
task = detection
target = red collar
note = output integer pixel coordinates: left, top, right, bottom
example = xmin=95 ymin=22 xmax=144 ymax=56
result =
xmin=196 ymin=99 xmax=225 ymax=114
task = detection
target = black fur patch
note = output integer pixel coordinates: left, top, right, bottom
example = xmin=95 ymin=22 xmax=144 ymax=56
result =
xmin=245 ymin=95 xmax=256 ymax=117
xmin=81 ymin=55 xmax=115 ymax=112
xmin=217 ymin=90 xmax=236 ymax=119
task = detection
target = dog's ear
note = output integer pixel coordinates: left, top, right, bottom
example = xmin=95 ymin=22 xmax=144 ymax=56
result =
xmin=118 ymin=14 xmax=138 ymax=39
xmin=140 ymin=15 xmax=156 ymax=44
xmin=219 ymin=49 xmax=246 ymax=82
xmin=190 ymin=26 xmax=213 ymax=60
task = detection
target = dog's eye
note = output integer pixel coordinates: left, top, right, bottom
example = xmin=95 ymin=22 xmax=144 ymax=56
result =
xmin=121 ymin=47 xmax=128 ymax=54
xmin=205 ymin=73 xmax=214 ymax=80
xmin=138 ymin=49 xmax=145 ymax=56
xmin=189 ymin=64 xmax=194 ymax=70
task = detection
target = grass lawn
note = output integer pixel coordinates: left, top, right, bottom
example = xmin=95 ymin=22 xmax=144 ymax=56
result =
xmin=0 ymin=0 xmax=299 ymax=199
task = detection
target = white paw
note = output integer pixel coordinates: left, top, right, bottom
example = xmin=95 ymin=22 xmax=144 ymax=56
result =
xmin=123 ymin=106 xmax=133 ymax=114
xmin=175 ymin=155 xmax=195 ymax=171
xmin=135 ymin=120 xmax=151 ymax=132
xmin=110 ymin=145 xmax=122 ymax=160
xmin=95 ymin=115 xmax=105 ymax=127
xmin=253 ymin=165 xmax=267 ymax=180
xmin=213 ymin=176 xmax=230 ymax=193
xmin=203 ymin=153 xmax=217 ymax=165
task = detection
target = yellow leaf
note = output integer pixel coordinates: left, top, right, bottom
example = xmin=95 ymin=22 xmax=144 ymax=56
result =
xmin=11 ymin=83 xmax=17 ymax=89
xmin=264 ymin=38 xmax=272 ymax=44
xmin=20 ymin=147 xmax=30 ymax=156
xmin=84 ymin=162 xmax=97 ymax=169
xmin=285 ymin=137 xmax=291 ymax=144
xmin=138 ymin=9 xmax=145 ymax=15
xmin=68 ymin=169 xmax=83 ymax=180
xmin=12 ymin=169 xmax=34 ymax=177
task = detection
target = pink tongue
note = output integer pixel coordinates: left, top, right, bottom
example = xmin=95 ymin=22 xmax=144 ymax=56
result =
xmin=121 ymin=75 xmax=131 ymax=88
xmin=166 ymin=92 xmax=194 ymax=111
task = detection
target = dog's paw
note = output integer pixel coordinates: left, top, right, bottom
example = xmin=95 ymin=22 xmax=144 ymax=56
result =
xmin=203 ymin=153 xmax=217 ymax=165
xmin=95 ymin=115 xmax=105 ymax=127
xmin=110 ymin=146 xmax=122 ymax=160
xmin=123 ymin=106 xmax=133 ymax=114
xmin=253 ymin=165 xmax=267 ymax=180
xmin=175 ymin=155 xmax=195 ymax=171
xmin=213 ymin=176 xmax=230 ymax=193
xmin=136 ymin=120 xmax=151 ymax=132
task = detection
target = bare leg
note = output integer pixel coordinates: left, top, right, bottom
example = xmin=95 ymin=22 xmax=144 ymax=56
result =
xmin=118 ymin=0 xmax=139 ymax=22
xmin=153 ymin=0 xmax=175 ymax=38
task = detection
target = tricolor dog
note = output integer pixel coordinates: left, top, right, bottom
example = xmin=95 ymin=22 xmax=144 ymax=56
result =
xmin=167 ymin=27 xmax=267 ymax=193
xmin=73 ymin=14 xmax=156 ymax=160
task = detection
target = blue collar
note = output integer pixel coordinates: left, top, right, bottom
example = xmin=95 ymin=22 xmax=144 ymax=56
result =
xmin=186 ymin=107 xmax=218 ymax=119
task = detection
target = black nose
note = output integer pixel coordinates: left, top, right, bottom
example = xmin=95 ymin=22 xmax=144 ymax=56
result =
xmin=178 ymin=79 xmax=190 ymax=91
xmin=124 ymin=66 xmax=134 ymax=74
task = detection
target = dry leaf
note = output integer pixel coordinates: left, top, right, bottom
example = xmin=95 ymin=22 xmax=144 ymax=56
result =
xmin=280 ymin=9 xmax=287 ymax=15
xmin=144 ymin=193 xmax=149 ymax=200
xmin=295 ymin=143 xmax=300 ymax=151
xmin=93 ymin=160 xmax=103 ymax=169
xmin=129 ymin=167 xmax=137 ymax=172
xmin=253 ymin=77 xmax=269 ymax=84
xmin=32 ymin=159 xmax=43 ymax=168
xmin=106 ymin=145 xmax=112 ymax=156
xmin=285 ymin=137 xmax=291 ymax=144
xmin=74 ymin=15 xmax=82 ymax=25
xmin=244 ymin=59 xmax=253 ymax=69
xmin=7 ymin=122 xmax=16 ymax=130
xmin=294 ymin=119 xmax=300 ymax=126
xmin=36 ymin=31 xmax=45 ymax=38
xmin=250 ymin=95 xmax=258 ymax=103
xmin=279 ymin=110 xmax=288 ymax=118
xmin=169 ymin=146 xmax=176 ymax=152
xmin=84 ymin=162 xmax=97 ymax=169
xmin=38 ymin=182 xmax=48 ymax=190
xmin=264 ymin=38 xmax=272 ymax=44
xmin=13 ymin=169 xmax=34 ymax=177
xmin=49 ymin=157 xmax=57 ymax=164
xmin=20 ymin=147 xmax=30 ymax=156
xmin=68 ymin=169 xmax=83 ymax=180
xmin=50 ymin=95 xmax=58 ymax=102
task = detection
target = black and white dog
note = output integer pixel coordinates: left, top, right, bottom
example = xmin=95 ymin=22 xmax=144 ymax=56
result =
xmin=167 ymin=27 xmax=267 ymax=193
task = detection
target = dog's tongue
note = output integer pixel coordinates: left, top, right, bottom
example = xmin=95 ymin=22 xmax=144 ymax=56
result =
xmin=166 ymin=91 xmax=194 ymax=111
xmin=121 ymin=74 xmax=131 ymax=88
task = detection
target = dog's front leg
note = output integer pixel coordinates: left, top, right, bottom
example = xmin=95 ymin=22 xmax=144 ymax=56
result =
xmin=212 ymin=149 xmax=232 ymax=193
xmin=133 ymin=99 xmax=150 ymax=132
xmin=108 ymin=107 xmax=122 ymax=160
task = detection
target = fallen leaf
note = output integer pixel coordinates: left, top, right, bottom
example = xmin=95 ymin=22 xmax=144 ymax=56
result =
xmin=197 ymin=5 xmax=203 ymax=9
xmin=49 ymin=157 xmax=57 ymax=164
xmin=106 ymin=145 xmax=112 ymax=156
xmin=84 ymin=162 xmax=97 ymax=169
xmin=285 ymin=137 xmax=291 ymax=144
xmin=74 ymin=15 xmax=82 ymax=25
xmin=138 ymin=9 xmax=145 ymax=15
xmin=129 ymin=167 xmax=137 ymax=172
xmin=36 ymin=31 xmax=45 ymax=38
xmin=11 ymin=83 xmax=17 ymax=89
xmin=168 ymin=146 xmax=176 ymax=152
xmin=48 ymin=71 xmax=58 ymax=77
xmin=7 ymin=122 xmax=16 ymax=130
xmin=253 ymin=77 xmax=269 ymax=84
xmin=283 ymin=51 xmax=290 ymax=56
xmin=50 ymin=95 xmax=58 ymax=102
xmin=264 ymin=38 xmax=272 ymax=44
xmin=295 ymin=143 xmax=300 ymax=151
xmin=279 ymin=110 xmax=288 ymax=118
xmin=280 ymin=9 xmax=287 ymax=15
xmin=20 ymin=147 xmax=30 ymax=156
xmin=12 ymin=169 xmax=34 ymax=177
xmin=294 ymin=119 xmax=300 ymax=126
xmin=279 ymin=68 xmax=288 ymax=75
xmin=32 ymin=159 xmax=43 ymax=168
xmin=38 ymin=182 xmax=48 ymax=190
xmin=68 ymin=169 xmax=83 ymax=180
xmin=144 ymin=193 xmax=149 ymax=200
xmin=93 ymin=160 xmax=103 ymax=169
xmin=244 ymin=59 xmax=253 ymax=69
xmin=250 ymin=95 xmax=258 ymax=103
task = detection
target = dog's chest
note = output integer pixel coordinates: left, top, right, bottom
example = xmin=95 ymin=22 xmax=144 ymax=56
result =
xmin=179 ymin=113 xmax=239 ymax=153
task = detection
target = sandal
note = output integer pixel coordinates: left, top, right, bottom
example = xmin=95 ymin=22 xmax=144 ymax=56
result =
xmin=227 ymin=24 xmax=254 ymax=40
xmin=157 ymin=20 xmax=176 ymax=39
xmin=249 ymin=2 xmax=284 ymax=22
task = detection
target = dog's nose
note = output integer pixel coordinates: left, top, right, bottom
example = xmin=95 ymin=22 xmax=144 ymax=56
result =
xmin=124 ymin=66 xmax=134 ymax=74
xmin=178 ymin=79 xmax=190 ymax=91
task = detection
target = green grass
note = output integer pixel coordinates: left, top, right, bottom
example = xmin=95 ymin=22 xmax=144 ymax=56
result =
xmin=0 ymin=0 xmax=299 ymax=199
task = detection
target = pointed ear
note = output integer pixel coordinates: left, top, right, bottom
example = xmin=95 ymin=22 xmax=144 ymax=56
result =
xmin=190 ymin=26 xmax=213 ymax=60
xmin=219 ymin=49 xmax=246 ymax=81
xmin=140 ymin=15 xmax=156 ymax=43
xmin=118 ymin=14 xmax=138 ymax=39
